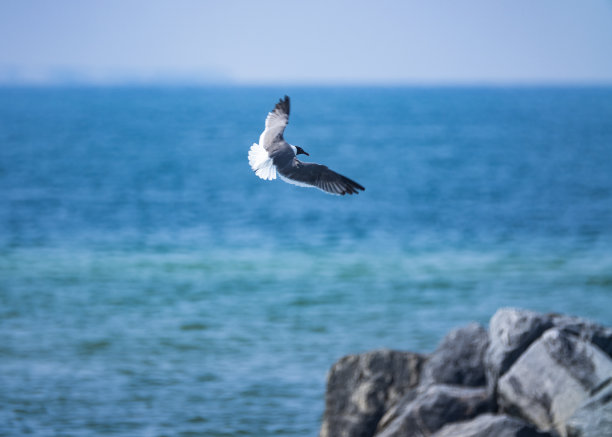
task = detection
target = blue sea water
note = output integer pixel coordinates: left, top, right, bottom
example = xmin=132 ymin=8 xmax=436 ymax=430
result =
xmin=1 ymin=86 xmax=611 ymax=436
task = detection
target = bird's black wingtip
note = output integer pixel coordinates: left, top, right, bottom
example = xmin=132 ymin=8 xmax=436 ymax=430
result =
xmin=275 ymin=95 xmax=290 ymax=116
xmin=346 ymin=178 xmax=365 ymax=195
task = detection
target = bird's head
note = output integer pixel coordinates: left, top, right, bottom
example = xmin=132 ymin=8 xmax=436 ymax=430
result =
xmin=295 ymin=146 xmax=309 ymax=156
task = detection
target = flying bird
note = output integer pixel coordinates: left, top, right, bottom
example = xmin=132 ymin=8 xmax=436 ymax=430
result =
xmin=248 ymin=96 xmax=365 ymax=195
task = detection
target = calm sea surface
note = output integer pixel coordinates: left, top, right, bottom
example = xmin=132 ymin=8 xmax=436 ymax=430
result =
xmin=1 ymin=86 xmax=612 ymax=436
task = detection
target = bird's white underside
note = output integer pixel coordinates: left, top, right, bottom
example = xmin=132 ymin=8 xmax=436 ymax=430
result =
xmin=278 ymin=173 xmax=313 ymax=188
xmin=279 ymin=174 xmax=341 ymax=196
xmin=248 ymin=142 xmax=277 ymax=180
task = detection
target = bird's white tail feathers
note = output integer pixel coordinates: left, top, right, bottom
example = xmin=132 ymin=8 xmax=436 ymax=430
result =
xmin=248 ymin=143 xmax=277 ymax=180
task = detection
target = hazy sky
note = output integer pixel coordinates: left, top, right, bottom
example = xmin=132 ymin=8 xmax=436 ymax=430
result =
xmin=1 ymin=0 xmax=612 ymax=84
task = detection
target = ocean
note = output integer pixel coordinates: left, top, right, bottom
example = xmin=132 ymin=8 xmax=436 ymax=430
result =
xmin=1 ymin=86 xmax=611 ymax=436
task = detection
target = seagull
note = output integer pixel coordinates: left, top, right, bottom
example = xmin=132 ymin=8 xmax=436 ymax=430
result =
xmin=248 ymin=96 xmax=365 ymax=195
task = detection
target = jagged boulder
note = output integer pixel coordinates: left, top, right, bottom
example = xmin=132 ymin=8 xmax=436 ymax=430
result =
xmin=319 ymin=349 xmax=424 ymax=437
xmin=374 ymin=385 xmax=493 ymax=437
xmin=431 ymin=413 xmax=554 ymax=437
xmin=420 ymin=322 xmax=489 ymax=387
xmin=484 ymin=308 xmax=554 ymax=396
xmin=497 ymin=328 xmax=612 ymax=436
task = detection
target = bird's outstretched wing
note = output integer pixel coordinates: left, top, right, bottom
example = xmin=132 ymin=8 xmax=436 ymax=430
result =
xmin=277 ymin=158 xmax=365 ymax=196
xmin=259 ymin=96 xmax=290 ymax=150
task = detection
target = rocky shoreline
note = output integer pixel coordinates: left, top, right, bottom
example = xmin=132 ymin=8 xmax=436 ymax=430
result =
xmin=319 ymin=308 xmax=612 ymax=437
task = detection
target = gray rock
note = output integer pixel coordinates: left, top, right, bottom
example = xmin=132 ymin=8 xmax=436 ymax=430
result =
xmin=374 ymin=385 xmax=493 ymax=437
xmin=484 ymin=308 xmax=554 ymax=396
xmin=318 ymin=309 xmax=611 ymax=437
xmin=421 ymin=322 xmax=489 ymax=387
xmin=566 ymin=378 xmax=612 ymax=437
xmin=431 ymin=413 xmax=554 ymax=437
xmin=551 ymin=313 xmax=612 ymax=359
xmin=319 ymin=349 xmax=424 ymax=437
xmin=498 ymin=328 xmax=612 ymax=436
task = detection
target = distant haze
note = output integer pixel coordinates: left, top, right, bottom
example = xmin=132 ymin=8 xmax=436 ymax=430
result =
xmin=1 ymin=0 xmax=612 ymax=85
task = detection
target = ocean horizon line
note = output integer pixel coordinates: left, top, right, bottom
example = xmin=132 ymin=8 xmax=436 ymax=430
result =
xmin=2 ymin=79 xmax=612 ymax=89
